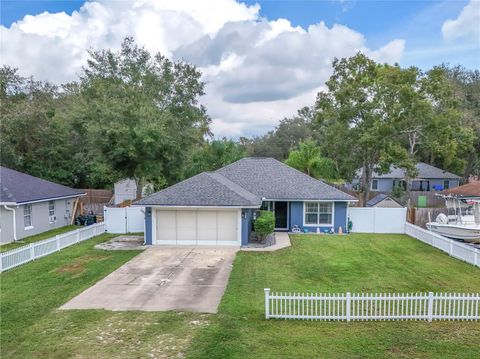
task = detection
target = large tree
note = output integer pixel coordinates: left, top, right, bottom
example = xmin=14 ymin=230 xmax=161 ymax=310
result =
xmin=70 ymin=37 xmax=211 ymax=188
xmin=241 ymin=107 xmax=313 ymax=160
xmin=438 ymin=65 xmax=480 ymax=179
xmin=182 ymin=138 xmax=246 ymax=178
xmin=0 ymin=67 xmax=79 ymax=185
xmin=314 ymin=54 xmax=415 ymax=205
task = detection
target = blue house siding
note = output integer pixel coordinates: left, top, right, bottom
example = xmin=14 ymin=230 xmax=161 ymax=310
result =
xmin=145 ymin=207 xmax=153 ymax=245
xmin=241 ymin=209 xmax=253 ymax=245
xmin=289 ymin=201 xmax=348 ymax=234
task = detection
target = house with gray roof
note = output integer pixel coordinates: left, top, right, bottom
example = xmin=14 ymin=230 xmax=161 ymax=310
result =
xmin=135 ymin=157 xmax=357 ymax=246
xmin=0 ymin=166 xmax=84 ymax=244
xmin=351 ymin=162 xmax=461 ymax=193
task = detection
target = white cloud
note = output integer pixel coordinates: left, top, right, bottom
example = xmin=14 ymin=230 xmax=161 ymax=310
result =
xmin=0 ymin=0 xmax=405 ymax=137
xmin=442 ymin=0 xmax=480 ymax=42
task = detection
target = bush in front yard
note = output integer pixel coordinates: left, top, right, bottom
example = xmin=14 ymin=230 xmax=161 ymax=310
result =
xmin=254 ymin=210 xmax=275 ymax=242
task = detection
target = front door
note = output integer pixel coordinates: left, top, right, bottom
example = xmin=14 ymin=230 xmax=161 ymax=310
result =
xmin=274 ymin=201 xmax=288 ymax=230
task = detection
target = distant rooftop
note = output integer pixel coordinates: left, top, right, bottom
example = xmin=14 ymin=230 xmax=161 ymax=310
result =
xmin=358 ymin=162 xmax=461 ymax=180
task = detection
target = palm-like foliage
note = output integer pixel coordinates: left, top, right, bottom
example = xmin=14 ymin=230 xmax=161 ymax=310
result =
xmin=284 ymin=139 xmax=339 ymax=181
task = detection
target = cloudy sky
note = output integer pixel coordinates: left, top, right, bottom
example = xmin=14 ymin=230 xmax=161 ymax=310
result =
xmin=1 ymin=0 xmax=479 ymax=137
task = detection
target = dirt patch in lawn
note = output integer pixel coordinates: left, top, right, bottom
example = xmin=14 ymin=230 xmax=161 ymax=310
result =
xmin=56 ymin=255 xmax=108 ymax=275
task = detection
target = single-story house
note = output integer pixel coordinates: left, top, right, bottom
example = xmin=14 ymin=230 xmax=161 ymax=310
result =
xmin=350 ymin=162 xmax=461 ymax=193
xmin=134 ymin=157 xmax=357 ymax=246
xmin=366 ymin=193 xmax=403 ymax=208
xmin=0 ymin=166 xmax=85 ymax=244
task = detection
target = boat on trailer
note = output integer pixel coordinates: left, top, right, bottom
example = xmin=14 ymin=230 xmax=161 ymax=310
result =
xmin=426 ymin=195 xmax=480 ymax=243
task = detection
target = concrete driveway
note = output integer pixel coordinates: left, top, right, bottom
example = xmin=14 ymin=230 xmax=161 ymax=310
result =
xmin=61 ymin=246 xmax=238 ymax=313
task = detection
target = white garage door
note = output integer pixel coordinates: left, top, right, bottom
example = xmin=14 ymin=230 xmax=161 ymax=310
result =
xmin=155 ymin=209 xmax=239 ymax=246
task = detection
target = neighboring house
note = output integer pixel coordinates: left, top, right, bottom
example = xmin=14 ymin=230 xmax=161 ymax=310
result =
xmin=135 ymin=157 xmax=357 ymax=247
xmin=366 ymin=193 xmax=403 ymax=208
xmin=114 ymin=178 xmax=137 ymax=205
xmin=0 ymin=167 xmax=84 ymax=244
xmin=440 ymin=181 xmax=480 ymax=199
xmin=351 ymin=162 xmax=461 ymax=193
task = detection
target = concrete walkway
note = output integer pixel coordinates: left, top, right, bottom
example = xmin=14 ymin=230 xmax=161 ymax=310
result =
xmin=61 ymin=246 xmax=237 ymax=313
xmin=241 ymin=232 xmax=291 ymax=252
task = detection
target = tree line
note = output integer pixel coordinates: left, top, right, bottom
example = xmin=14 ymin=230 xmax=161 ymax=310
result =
xmin=1 ymin=38 xmax=478 ymax=204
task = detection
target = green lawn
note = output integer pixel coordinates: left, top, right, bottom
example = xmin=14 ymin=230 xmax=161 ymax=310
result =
xmin=0 ymin=234 xmax=208 ymax=358
xmin=0 ymin=225 xmax=79 ymax=252
xmin=1 ymin=233 xmax=479 ymax=358
xmin=186 ymin=234 xmax=480 ymax=359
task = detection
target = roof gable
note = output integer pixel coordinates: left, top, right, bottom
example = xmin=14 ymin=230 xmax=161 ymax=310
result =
xmin=135 ymin=172 xmax=262 ymax=207
xmin=0 ymin=166 xmax=83 ymax=204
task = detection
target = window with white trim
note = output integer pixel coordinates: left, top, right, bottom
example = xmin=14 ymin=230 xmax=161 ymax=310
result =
xmin=371 ymin=179 xmax=378 ymax=190
xmin=49 ymin=200 xmax=55 ymax=222
xmin=443 ymin=180 xmax=450 ymax=190
xmin=24 ymin=204 xmax=32 ymax=228
xmin=304 ymin=202 xmax=333 ymax=225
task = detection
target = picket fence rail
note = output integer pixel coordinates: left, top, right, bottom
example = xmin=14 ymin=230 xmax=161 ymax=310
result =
xmin=405 ymin=223 xmax=479 ymax=268
xmin=264 ymin=289 xmax=479 ymax=322
xmin=0 ymin=222 xmax=105 ymax=272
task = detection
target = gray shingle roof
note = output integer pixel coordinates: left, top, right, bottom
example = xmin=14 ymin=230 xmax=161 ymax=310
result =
xmin=359 ymin=162 xmax=461 ymax=180
xmin=217 ymin=158 xmax=356 ymax=201
xmin=137 ymin=157 xmax=356 ymax=207
xmin=0 ymin=166 xmax=84 ymax=204
xmin=366 ymin=193 xmax=401 ymax=207
xmin=135 ymin=172 xmax=262 ymax=207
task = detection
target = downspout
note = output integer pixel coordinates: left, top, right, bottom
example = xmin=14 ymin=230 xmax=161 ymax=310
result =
xmin=3 ymin=205 xmax=17 ymax=241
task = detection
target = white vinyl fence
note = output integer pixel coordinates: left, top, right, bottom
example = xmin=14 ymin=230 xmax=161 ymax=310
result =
xmin=104 ymin=206 xmax=144 ymax=234
xmin=0 ymin=222 xmax=105 ymax=272
xmin=264 ymin=289 xmax=479 ymax=322
xmin=348 ymin=207 xmax=407 ymax=233
xmin=405 ymin=223 xmax=479 ymax=268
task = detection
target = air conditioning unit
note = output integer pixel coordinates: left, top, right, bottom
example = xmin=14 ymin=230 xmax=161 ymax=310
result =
xmin=49 ymin=215 xmax=56 ymax=223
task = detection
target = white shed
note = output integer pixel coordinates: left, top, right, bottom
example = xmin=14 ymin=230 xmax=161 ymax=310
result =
xmin=114 ymin=178 xmax=137 ymax=205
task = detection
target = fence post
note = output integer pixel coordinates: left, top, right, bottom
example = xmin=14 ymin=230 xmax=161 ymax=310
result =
xmin=346 ymin=292 xmax=351 ymax=322
xmin=265 ymin=288 xmax=270 ymax=319
xmin=56 ymin=235 xmax=60 ymax=251
xmin=0 ymin=253 xmax=3 ymax=272
xmin=427 ymin=292 xmax=434 ymax=322
xmin=475 ymin=249 xmax=478 ymax=267
xmin=449 ymin=240 xmax=453 ymax=256
xmin=29 ymin=243 xmax=35 ymax=261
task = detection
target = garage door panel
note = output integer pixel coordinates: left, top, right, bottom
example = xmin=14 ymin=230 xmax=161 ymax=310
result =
xmin=197 ymin=211 xmax=217 ymax=243
xmin=217 ymin=211 xmax=237 ymax=242
xmin=157 ymin=211 xmax=176 ymax=243
xmin=176 ymin=211 xmax=197 ymax=243
xmin=156 ymin=209 xmax=239 ymax=246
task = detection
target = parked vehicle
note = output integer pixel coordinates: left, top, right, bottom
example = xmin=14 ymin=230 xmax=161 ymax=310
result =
xmin=426 ymin=195 xmax=480 ymax=243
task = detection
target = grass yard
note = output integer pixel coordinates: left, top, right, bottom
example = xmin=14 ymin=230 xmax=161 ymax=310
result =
xmin=186 ymin=234 xmax=480 ymax=359
xmin=1 ymin=233 xmax=480 ymax=358
xmin=0 ymin=225 xmax=79 ymax=252
xmin=0 ymin=233 xmax=209 ymax=359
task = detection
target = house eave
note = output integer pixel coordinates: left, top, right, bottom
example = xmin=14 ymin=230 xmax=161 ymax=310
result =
xmin=15 ymin=193 xmax=86 ymax=205
xmin=131 ymin=204 xmax=261 ymax=209
xmin=262 ymin=198 xmax=358 ymax=202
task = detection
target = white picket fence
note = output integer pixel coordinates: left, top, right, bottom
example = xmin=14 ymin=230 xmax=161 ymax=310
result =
xmin=0 ymin=223 xmax=105 ymax=272
xmin=264 ymin=289 xmax=479 ymax=322
xmin=348 ymin=207 xmax=407 ymax=233
xmin=104 ymin=206 xmax=144 ymax=234
xmin=405 ymin=223 xmax=479 ymax=268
